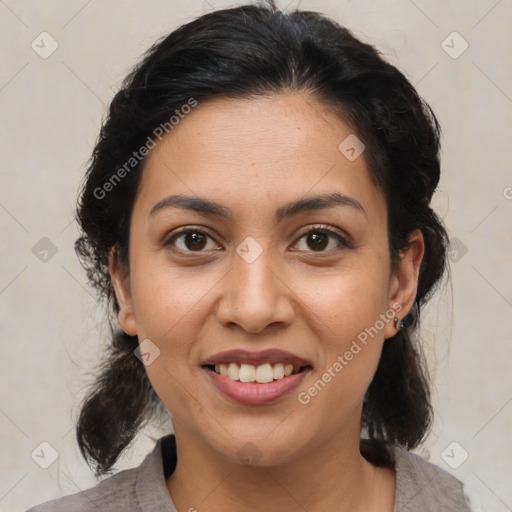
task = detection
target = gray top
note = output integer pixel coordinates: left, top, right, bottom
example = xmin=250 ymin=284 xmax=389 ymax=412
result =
xmin=26 ymin=435 xmax=473 ymax=511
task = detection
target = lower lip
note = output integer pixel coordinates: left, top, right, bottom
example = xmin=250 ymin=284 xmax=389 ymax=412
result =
xmin=203 ymin=367 xmax=311 ymax=405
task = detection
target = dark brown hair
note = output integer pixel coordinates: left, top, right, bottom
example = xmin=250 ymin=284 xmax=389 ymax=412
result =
xmin=74 ymin=0 xmax=448 ymax=476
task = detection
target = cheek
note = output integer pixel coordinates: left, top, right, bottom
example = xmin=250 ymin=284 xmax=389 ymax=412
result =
xmin=130 ymin=267 xmax=206 ymax=423
xmin=127 ymin=257 xmax=224 ymax=401
xmin=301 ymin=263 xmax=391 ymax=340
xmin=129 ymin=256 xmax=218 ymax=344
xmin=294 ymin=265 xmax=390 ymax=413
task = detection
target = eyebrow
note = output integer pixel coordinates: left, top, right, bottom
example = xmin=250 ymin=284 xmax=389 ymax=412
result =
xmin=149 ymin=192 xmax=366 ymax=222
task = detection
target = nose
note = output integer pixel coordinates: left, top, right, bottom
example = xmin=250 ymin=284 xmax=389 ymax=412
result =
xmin=215 ymin=248 xmax=296 ymax=334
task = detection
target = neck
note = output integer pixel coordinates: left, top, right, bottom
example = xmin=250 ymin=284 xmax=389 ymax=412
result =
xmin=166 ymin=415 xmax=395 ymax=512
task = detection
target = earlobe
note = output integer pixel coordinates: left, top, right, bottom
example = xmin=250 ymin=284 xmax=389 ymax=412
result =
xmin=385 ymin=229 xmax=425 ymax=338
xmin=108 ymin=247 xmax=138 ymax=336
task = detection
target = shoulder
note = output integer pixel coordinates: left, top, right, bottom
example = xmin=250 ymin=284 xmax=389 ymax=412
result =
xmin=25 ymin=465 xmax=140 ymax=512
xmin=389 ymin=444 xmax=474 ymax=511
xmin=25 ymin=434 xmax=177 ymax=512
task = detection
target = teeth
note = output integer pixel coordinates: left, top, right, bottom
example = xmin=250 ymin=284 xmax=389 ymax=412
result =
xmin=214 ymin=362 xmax=304 ymax=383
xmin=273 ymin=363 xmax=285 ymax=379
xmin=227 ymin=362 xmax=240 ymax=381
xmin=239 ymin=364 xmax=256 ymax=382
xmin=255 ymin=363 xmax=273 ymax=383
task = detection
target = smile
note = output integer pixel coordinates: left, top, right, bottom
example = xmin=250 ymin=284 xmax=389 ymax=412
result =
xmin=200 ymin=348 xmax=313 ymax=404
xmin=202 ymin=364 xmax=312 ymax=404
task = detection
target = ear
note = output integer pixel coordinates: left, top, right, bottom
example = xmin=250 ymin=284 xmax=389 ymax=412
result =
xmin=384 ymin=229 xmax=425 ymax=338
xmin=109 ymin=247 xmax=137 ymax=336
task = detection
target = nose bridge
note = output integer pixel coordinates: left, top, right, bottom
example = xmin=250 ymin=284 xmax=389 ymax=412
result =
xmin=216 ymin=237 xmax=294 ymax=333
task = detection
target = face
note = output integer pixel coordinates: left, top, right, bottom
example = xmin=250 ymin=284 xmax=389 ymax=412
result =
xmin=110 ymin=92 xmax=423 ymax=465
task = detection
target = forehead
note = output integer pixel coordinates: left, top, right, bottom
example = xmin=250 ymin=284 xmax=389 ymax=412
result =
xmin=135 ymin=92 xmax=386 ymax=222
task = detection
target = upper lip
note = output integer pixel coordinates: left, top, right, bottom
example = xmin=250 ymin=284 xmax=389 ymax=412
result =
xmin=201 ymin=349 xmax=313 ymax=368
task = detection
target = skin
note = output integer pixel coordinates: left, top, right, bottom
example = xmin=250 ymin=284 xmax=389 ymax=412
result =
xmin=110 ymin=92 xmax=424 ymax=512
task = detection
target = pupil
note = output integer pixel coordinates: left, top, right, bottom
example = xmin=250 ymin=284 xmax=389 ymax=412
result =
xmin=186 ymin=232 xmax=207 ymax=250
xmin=308 ymin=232 xmax=328 ymax=251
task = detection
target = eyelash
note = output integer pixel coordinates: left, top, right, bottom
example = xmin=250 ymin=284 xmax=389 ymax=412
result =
xmin=165 ymin=224 xmax=352 ymax=256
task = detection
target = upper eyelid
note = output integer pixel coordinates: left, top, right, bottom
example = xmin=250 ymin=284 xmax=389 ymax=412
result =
xmin=295 ymin=224 xmax=349 ymax=239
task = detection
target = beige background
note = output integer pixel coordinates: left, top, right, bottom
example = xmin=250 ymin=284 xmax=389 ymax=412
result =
xmin=1 ymin=1 xmax=511 ymax=511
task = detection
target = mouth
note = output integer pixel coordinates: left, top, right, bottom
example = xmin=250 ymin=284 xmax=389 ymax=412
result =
xmin=200 ymin=348 xmax=313 ymax=383
xmin=200 ymin=349 xmax=313 ymax=404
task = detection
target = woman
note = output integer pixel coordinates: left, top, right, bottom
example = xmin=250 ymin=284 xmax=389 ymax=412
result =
xmin=28 ymin=1 xmax=473 ymax=510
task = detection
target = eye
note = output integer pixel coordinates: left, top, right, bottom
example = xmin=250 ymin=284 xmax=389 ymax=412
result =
xmin=166 ymin=228 xmax=220 ymax=253
xmin=292 ymin=224 xmax=351 ymax=253
xmin=165 ymin=224 xmax=351 ymax=255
